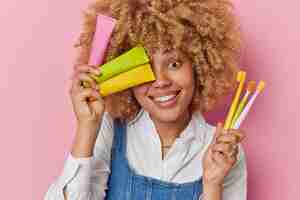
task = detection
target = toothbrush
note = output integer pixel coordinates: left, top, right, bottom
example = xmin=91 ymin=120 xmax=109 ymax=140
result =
xmin=224 ymin=71 xmax=247 ymax=130
xmin=233 ymin=81 xmax=266 ymax=129
xmin=230 ymin=81 xmax=256 ymax=128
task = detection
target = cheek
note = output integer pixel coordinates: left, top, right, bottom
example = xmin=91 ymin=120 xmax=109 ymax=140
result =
xmin=175 ymin=66 xmax=195 ymax=90
xmin=185 ymin=73 xmax=195 ymax=89
xmin=182 ymin=78 xmax=195 ymax=101
xmin=186 ymin=66 xmax=195 ymax=89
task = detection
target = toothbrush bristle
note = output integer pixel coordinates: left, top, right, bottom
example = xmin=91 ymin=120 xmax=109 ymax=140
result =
xmin=257 ymin=81 xmax=265 ymax=92
xmin=247 ymin=81 xmax=256 ymax=93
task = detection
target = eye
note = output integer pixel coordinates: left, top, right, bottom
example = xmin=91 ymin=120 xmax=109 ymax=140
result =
xmin=167 ymin=61 xmax=181 ymax=70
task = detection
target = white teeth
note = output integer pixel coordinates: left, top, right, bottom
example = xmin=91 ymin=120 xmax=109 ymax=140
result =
xmin=154 ymin=94 xmax=176 ymax=102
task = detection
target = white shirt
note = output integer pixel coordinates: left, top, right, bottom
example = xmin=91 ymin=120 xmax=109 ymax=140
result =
xmin=44 ymin=109 xmax=247 ymax=200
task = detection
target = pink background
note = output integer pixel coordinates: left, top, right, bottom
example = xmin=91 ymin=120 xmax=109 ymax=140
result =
xmin=0 ymin=0 xmax=299 ymax=199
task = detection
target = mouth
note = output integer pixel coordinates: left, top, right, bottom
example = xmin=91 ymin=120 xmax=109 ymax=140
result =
xmin=149 ymin=91 xmax=181 ymax=108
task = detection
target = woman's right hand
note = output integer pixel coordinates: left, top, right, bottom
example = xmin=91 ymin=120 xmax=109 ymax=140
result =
xmin=69 ymin=64 xmax=104 ymax=127
xmin=69 ymin=64 xmax=104 ymax=157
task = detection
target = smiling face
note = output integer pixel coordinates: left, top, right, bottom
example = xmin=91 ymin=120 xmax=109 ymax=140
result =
xmin=132 ymin=48 xmax=195 ymax=123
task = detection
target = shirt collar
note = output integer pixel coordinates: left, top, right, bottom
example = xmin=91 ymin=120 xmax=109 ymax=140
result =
xmin=177 ymin=111 xmax=207 ymax=142
xmin=127 ymin=108 xmax=145 ymax=126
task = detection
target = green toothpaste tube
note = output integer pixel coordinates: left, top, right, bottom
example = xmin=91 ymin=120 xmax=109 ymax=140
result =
xmin=91 ymin=45 xmax=150 ymax=83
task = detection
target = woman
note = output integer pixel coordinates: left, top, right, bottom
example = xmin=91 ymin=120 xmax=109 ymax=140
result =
xmin=45 ymin=0 xmax=246 ymax=199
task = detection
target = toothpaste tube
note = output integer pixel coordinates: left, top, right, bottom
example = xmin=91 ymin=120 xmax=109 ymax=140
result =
xmin=88 ymin=14 xmax=116 ymax=66
xmin=98 ymin=64 xmax=155 ymax=96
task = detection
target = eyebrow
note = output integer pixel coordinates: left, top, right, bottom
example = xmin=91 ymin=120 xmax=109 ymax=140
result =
xmin=166 ymin=52 xmax=182 ymax=61
xmin=162 ymin=49 xmax=179 ymax=57
xmin=162 ymin=48 xmax=172 ymax=53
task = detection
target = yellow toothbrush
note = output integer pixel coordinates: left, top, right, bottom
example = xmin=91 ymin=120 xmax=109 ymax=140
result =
xmin=224 ymin=71 xmax=247 ymax=130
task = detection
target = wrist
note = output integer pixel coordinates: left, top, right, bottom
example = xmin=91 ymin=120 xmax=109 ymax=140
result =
xmin=203 ymin=182 xmax=223 ymax=192
xmin=77 ymin=119 xmax=100 ymax=130
xmin=78 ymin=121 xmax=98 ymax=131
xmin=71 ymin=123 xmax=99 ymax=158
xmin=202 ymin=174 xmax=224 ymax=189
xmin=202 ymin=182 xmax=223 ymax=200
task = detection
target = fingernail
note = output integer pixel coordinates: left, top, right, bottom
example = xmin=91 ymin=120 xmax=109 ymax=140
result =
xmin=82 ymin=81 xmax=90 ymax=88
xmin=217 ymin=122 xmax=223 ymax=129
xmin=92 ymin=68 xmax=101 ymax=76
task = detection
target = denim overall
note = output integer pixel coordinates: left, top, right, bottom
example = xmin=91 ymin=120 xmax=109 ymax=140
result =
xmin=105 ymin=119 xmax=203 ymax=200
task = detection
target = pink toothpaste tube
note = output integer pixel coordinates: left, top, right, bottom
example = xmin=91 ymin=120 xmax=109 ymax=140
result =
xmin=88 ymin=14 xmax=116 ymax=66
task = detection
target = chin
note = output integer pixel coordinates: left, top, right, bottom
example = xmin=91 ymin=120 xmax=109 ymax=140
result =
xmin=148 ymin=106 xmax=187 ymax=123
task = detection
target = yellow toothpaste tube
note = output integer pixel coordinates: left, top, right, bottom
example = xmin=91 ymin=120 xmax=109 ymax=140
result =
xmin=98 ymin=64 xmax=155 ymax=96
xmin=92 ymin=46 xmax=150 ymax=83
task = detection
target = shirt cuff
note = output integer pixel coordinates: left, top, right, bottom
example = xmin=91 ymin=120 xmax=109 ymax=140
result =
xmin=57 ymin=153 xmax=94 ymax=191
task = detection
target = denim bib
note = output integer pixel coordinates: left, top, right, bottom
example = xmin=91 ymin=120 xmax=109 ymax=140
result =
xmin=105 ymin=119 xmax=203 ymax=200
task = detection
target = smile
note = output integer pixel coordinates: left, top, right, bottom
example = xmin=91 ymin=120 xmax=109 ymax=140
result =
xmin=150 ymin=91 xmax=181 ymax=108
xmin=154 ymin=94 xmax=177 ymax=102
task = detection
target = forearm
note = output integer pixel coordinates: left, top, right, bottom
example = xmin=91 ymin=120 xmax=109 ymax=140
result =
xmin=71 ymin=122 xmax=100 ymax=157
xmin=201 ymin=183 xmax=223 ymax=200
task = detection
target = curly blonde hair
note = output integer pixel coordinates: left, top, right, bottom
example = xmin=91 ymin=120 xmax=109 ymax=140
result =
xmin=74 ymin=0 xmax=241 ymax=120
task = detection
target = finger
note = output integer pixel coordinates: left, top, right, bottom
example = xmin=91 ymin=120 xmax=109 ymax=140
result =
xmin=204 ymin=146 xmax=215 ymax=165
xmin=227 ymin=129 xmax=245 ymax=143
xmin=213 ymin=148 xmax=237 ymax=167
xmin=73 ymin=64 xmax=97 ymax=70
xmin=212 ymin=151 xmax=227 ymax=166
xmin=72 ymin=73 xmax=97 ymax=92
xmin=216 ymin=134 xmax=240 ymax=144
xmin=211 ymin=122 xmax=223 ymax=145
xmin=90 ymin=93 xmax=105 ymax=116
xmin=229 ymin=145 xmax=239 ymax=158
xmin=223 ymin=144 xmax=239 ymax=164
xmin=226 ymin=150 xmax=238 ymax=165
xmin=212 ymin=143 xmax=235 ymax=154
xmin=226 ymin=144 xmax=238 ymax=158
xmin=74 ymin=88 xmax=95 ymax=101
xmin=74 ymin=64 xmax=102 ymax=76
xmin=87 ymin=88 xmax=102 ymax=102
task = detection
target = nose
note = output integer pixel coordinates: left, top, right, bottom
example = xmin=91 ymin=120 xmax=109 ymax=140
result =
xmin=152 ymin=70 xmax=172 ymax=88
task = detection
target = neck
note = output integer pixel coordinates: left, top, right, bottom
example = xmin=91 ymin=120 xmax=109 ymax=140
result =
xmin=150 ymin=110 xmax=192 ymax=147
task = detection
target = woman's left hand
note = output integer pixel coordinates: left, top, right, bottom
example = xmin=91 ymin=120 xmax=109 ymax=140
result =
xmin=202 ymin=122 xmax=245 ymax=187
